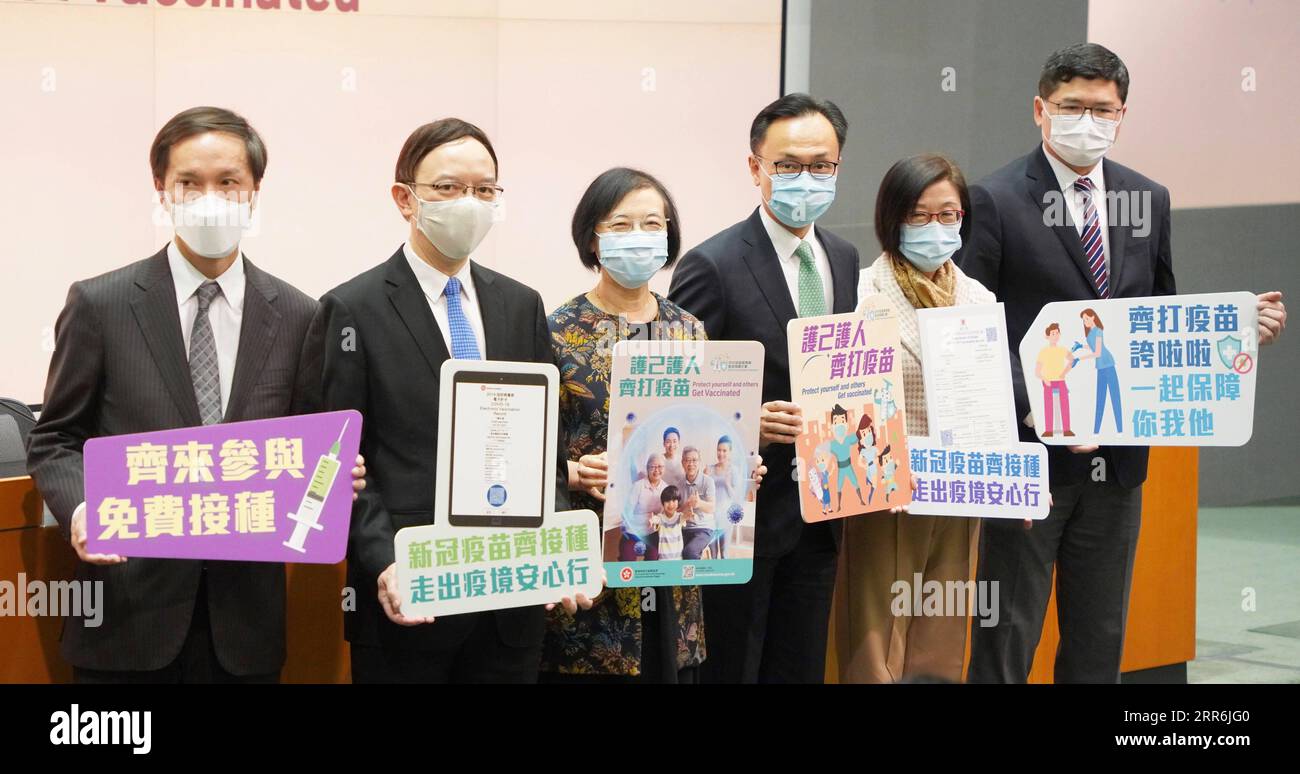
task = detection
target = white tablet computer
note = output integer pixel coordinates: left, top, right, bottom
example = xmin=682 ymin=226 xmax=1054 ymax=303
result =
xmin=442 ymin=363 xmax=556 ymax=528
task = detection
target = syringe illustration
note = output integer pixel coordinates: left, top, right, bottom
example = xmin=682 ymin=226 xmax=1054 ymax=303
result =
xmin=283 ymin=419 xmax=348 ymax=554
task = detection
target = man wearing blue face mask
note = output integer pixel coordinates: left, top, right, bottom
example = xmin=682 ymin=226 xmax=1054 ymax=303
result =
xmin=670 ymin=93 xmax=861 ymax=684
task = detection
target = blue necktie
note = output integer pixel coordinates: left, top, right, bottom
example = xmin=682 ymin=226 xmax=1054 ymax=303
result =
xmin=444 ymin=276 xmax=481 ymax=359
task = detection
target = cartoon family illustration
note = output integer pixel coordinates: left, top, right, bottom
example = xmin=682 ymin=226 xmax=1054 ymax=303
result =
xmin=1035 ymin=307 xmax=1121 ymax=436
xmin=801 ymin=383 xmax=904 ymax=518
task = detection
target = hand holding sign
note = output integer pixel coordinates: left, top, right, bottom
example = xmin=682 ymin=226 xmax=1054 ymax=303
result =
xmin=759 ymin=401 xmax=803 ymax=446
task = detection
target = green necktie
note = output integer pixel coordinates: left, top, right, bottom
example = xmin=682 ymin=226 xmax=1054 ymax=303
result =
xmin=796 ymin=240 xmax=827 ymax=317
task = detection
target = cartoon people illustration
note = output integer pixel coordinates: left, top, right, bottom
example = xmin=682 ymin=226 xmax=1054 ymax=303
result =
xmin=874 ymin=378 xmax=899 ymax=445
xmin=809 ymin=450 xmax=832 ymax=516
xmin=828 ymin=404 xmax=867 ymax=511
xmin=856 ymin=413 xmax=879 ymax=502
xmin=879 ymin=445 xmax=899 ymax=502
xmin=1076 ymin=308 xmax=1122 ymax=433
xmin=1035 ymin=322 xmax=1074 ymax=437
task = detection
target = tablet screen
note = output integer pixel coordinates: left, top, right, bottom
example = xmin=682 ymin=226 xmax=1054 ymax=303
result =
xmin=448 ymin=372 xmax=548 ymax=527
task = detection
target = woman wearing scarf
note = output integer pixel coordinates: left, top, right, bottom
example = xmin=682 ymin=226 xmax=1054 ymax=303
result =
xmin=837 ymin=154 xmax=995 ymax=683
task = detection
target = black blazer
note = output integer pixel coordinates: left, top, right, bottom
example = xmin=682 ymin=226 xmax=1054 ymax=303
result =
xmin=26 ymin=247 xmax=317 ymax=675
xmin=668 ymin=208 xmax=860 ymax=558
xmin=956 ymin=146 xmax=1176 ymax=489
xmin=298 ymin=247 xmax=567 ymax=654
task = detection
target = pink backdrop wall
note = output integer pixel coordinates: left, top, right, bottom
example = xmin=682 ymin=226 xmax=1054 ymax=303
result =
xmin=0 ymin=0 xmax=782 ymax=402
xmin=1090 ymin=0 xmax=1299 ymax=209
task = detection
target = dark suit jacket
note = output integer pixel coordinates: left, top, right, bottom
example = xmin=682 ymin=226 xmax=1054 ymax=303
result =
xmin=668 ymin=208 xmax=860 ymax=558
xmin=956 ymin=146 xmax=1176 ymax=489
xmin=26 ymin=246 xmax=318 ymax=675
xmin=298 ymin=247 xmax=567 ymax=654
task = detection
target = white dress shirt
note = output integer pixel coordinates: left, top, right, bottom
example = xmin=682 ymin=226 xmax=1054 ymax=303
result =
xmin=403 ymin=242 xmax=487 ymax=357
xmin=1042 ymin=143 xmax=1111 ymax=276
xmin=759 ymin=205 xmax=834 ymax=314
xmin=168 ymin=240 xmax=244 ymax=417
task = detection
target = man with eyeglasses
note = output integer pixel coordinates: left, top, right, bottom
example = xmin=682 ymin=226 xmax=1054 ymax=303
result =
xmin=670 ymin=93 xmax=860 ymax=683
xmin=958 ymin=43 xmax=1286 ymax=683
xmin=297 ymin=118 xmax=569 ymax=683
xmin=26 ymin=106 xmax=367 ymax=683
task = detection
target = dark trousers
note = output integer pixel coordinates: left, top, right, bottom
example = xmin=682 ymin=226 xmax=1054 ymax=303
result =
xmin=700 ymin=520 xmax=838 ymax=683
xmin=968 ymin=478 xmax=1142 ymax=683
xmin=350 ymin=613 xmax=541 ymax=684
xmin=73 ymin=574 xmax=279 ymax=684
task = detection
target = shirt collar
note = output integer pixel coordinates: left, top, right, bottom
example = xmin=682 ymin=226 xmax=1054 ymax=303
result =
xmin=758 ymin=204 xmax=817 ymax=263
xmin=1041 ymin=142 xmax=1105 ymax=195
xmin=403 ymin=241 xmax=476 ymax=304
xmin=167 ymin=240 xmax=246 ymax=312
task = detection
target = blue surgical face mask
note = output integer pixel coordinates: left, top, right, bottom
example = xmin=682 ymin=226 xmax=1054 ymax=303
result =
xmin=764 ymin=169 xmax=837 ymax=228
xmin=597 ymin=231 xmax=669 ymax=289
xmin=832 ymin=423 xmax=848 ymax=441
xmin=898 ymin=221 xmax=962 ymax=273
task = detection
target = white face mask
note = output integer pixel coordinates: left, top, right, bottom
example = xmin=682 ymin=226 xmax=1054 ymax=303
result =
xmin=170 ymin=192 xmax=252 ymax=259
xmin=409 ymin=188 xmax=497 ymax=261
xmin=1046 ymin=110 xmax=1118 ymax=168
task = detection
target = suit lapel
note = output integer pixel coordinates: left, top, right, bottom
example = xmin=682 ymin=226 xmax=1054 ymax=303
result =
xmin=819 ymin=230 xmax=859 ymax=314
xmin=470 ymin=262 xmax=506 ymax=360
xmin=130 ymin=249 xmax=202 ymax=426
xmin=739 ymin=209 xmax=799 ymax=335
xmin=1102 ymin=158 xmax=1128 ymax=296
xmin=224 ymin=258 xmax=279 ymax=422
xmin=1027 ymin=149 xmax=1100 ymax=299
xmin=385 ymin=249 xmax=450 ymax=377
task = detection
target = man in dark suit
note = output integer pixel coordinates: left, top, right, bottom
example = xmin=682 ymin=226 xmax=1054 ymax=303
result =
xmin=299 ymin=118 xmax=569 ymax=683
xmin=26 ymin=106 xmax=361 ymax=683
xmin=669 ymin=94 xmax=860 ymax=683
xmin=959 ymin=43 xmax=1286 ymax=682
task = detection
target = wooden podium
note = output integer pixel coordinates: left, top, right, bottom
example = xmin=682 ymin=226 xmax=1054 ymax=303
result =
xmin=3 ymin=448 xmax=1195 ymax=683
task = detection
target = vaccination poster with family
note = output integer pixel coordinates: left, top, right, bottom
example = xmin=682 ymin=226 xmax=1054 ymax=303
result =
xmin=602 ymin=340 xmax=764 ymax=588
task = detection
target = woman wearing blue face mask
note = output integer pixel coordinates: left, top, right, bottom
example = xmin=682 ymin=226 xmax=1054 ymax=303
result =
xmin=540 ymin=168 xmax=766 ymax=684
xmin=836 ymin=153 xmax=996 ymax=684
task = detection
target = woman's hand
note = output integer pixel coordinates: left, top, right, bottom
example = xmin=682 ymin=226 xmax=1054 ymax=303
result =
xmin=888 ymin=478 xmax=918 ymax=515
xmin=573 ymin=452 xmax=608 ymax=501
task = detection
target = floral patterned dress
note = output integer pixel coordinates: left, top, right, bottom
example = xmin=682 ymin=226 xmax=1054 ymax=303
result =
xmin=540 ymin=292 xmax=707 ymax=677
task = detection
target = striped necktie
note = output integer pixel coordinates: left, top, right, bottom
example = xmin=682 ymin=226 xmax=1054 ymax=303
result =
xmin=1073 ymin=176 xmax=1110 ymax=298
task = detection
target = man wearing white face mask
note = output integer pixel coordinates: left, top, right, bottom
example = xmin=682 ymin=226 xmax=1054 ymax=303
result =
xmin=957 ymin=43 xmax=1285 ymax=683
xmin=298 ymin=118 xmax=572 ymax=684
xmin=27 ymin=107 xmax=368 ymax=683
